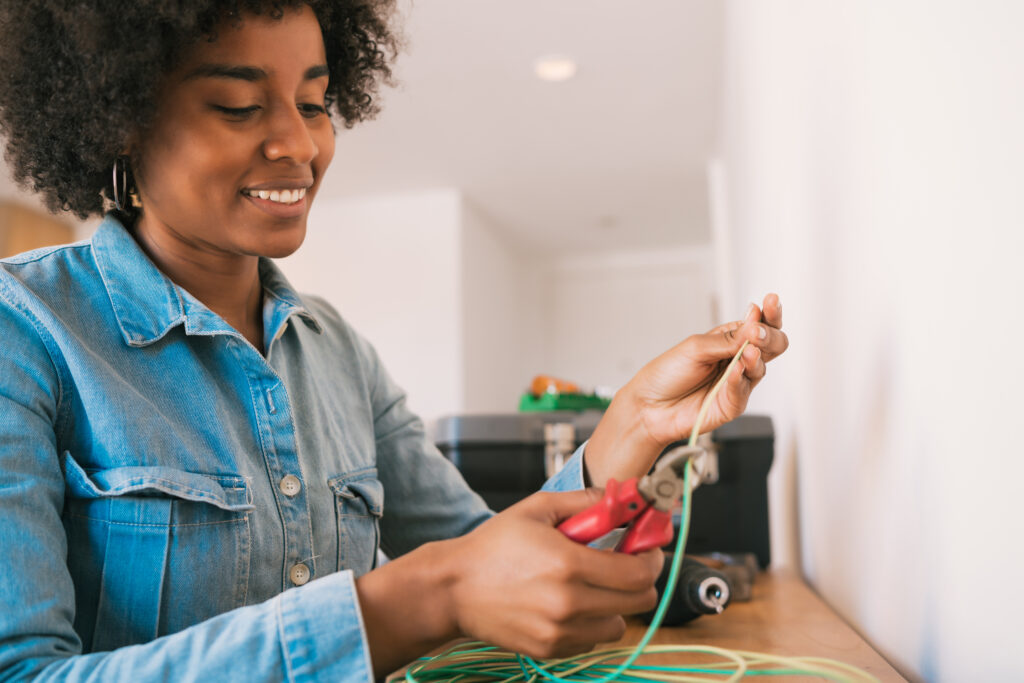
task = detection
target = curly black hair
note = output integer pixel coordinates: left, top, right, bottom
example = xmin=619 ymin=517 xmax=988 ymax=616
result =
xmin=0 ymin=1 xmax=398 ymax=219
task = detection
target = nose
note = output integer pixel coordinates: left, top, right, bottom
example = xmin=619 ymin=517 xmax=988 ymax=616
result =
xmin=262 ymin=102 xmax=317 ymax=164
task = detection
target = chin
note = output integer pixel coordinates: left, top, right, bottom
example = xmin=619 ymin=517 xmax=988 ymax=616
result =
xmin=260 ymin=236 xmax=306 ymax=259
xmin=251 ymin=222 xmax=307 ymax=259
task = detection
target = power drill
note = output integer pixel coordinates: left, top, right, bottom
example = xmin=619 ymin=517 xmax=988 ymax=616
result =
xmin=639 ymin=554 xmax=732 ymax=626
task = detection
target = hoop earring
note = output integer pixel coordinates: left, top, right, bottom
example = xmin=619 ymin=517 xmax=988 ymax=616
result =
xmin=112 ymin=156 xmax=130 ymax=212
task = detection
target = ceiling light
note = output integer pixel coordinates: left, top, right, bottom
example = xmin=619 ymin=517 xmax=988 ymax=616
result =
xmin=534 ymin=55 xmax=577 ymax=82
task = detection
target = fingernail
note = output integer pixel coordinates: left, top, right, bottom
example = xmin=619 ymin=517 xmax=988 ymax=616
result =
xmin=757 ymin=325 xmax=767 ymax=340
xmin=745 ymin=303 xmax=755 ymax=320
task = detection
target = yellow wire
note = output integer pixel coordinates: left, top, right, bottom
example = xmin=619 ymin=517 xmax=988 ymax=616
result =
xmin=690 ymin=340 xmax=748 ymax=447
xmin=397 ymin=338 xmax=881 ymax=683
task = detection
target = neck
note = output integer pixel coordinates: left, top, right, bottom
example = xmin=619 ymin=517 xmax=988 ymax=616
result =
xmin=132 ymin=216 xmax=265 ymax=352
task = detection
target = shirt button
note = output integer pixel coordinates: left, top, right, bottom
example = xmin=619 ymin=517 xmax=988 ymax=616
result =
xmin=289 ymin=563 xmax=310 ymax=586
xmin=279 ymin=475 xmax=301 ymax=497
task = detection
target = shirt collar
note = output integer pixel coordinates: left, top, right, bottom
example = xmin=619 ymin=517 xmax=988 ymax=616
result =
xmin=259 ymin=257 xmax=324 ymax=341
xmin=92 ymin=214 xmax=323 ymax=347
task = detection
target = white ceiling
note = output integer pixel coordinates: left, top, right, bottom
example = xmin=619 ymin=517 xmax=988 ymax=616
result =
xmin=1 ymin=1 xmax=724 ymax=254
xmin=323 ymin=0 xmax=724 ymax=256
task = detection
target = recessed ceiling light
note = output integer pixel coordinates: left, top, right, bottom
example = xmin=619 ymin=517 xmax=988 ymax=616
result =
xmin=534 ymin=55 xmax=577 ymax=82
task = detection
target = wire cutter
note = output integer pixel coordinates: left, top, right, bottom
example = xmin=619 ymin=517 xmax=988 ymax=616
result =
xmin=557 ymin=444 xmax=706 ymax=554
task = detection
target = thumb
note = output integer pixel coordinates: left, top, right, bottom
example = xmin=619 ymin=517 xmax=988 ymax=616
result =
xmin=513 ymin=488 xmax=606 ymax=526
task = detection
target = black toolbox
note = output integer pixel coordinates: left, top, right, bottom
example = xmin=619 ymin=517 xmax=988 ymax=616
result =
xmin=434 ymin=413 xmax=774 ymax=567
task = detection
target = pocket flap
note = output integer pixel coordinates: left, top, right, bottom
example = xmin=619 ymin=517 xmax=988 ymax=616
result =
xmin=62 ymin=451 xmax=254 ymax=512
xmin=328 ymin=469 xmax=384 ymax=517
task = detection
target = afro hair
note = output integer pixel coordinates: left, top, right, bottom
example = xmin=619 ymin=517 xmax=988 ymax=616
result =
xmin=0 ymin=0 xmax=398 ymax=219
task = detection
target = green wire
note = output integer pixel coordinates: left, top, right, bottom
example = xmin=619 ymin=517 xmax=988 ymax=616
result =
xmin=401 ymin=342 xmax=879 ymax=683
xmin=516 ymin=462 xmax=695 ymax=683
xmin=510 ymin=343 xmax=749 ymax=683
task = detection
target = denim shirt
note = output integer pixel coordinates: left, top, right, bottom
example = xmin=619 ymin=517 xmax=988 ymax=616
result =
xmin=0 ymin=215 xmax=585 ymax=682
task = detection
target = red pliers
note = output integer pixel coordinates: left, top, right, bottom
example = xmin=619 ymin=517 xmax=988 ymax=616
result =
xmin=557 ymin=445 xmax=704 ymax=554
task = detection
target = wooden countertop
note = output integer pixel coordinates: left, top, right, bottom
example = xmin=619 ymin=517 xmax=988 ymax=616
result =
xmin=390 ymin=570 xmax=905 ymax=682
xmin=614 ymin=570 xmax=905 ymax=681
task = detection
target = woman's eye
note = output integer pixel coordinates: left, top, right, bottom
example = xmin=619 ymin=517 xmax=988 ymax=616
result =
xmin=299 ymin=103 xmax=327 ymax=118
xmin=211 ymin=104 xmax=260 ymax=119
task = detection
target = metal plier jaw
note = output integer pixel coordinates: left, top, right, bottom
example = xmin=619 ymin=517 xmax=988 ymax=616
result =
xmin=638 ymin=444 xmax=707 ymax=511
xmin=557 ymin=444 xmax=708 ymax=555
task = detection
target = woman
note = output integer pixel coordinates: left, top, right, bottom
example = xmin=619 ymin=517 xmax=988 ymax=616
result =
xmin=0 ymin=2 xmax=787 ymax=680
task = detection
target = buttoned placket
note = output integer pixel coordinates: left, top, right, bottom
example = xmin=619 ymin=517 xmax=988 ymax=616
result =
xmin=226 ymin=333 xmax=316 ymax=590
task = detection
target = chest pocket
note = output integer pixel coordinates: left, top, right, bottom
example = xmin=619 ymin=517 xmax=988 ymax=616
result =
xmin=328 ymin=468 xmax=384 ymax=577
xmin=61 ymin=452 xmax=254 ymax=652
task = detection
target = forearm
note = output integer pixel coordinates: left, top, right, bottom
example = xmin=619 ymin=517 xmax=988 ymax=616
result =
xmin=584 ymin=388 xmax=665 ymax=487
xmin=355 ymin=540 xmax=460 ymax=678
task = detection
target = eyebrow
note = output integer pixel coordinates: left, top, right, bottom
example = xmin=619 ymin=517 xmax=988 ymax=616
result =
xmin=183 ymin=63 xmax=330 ymax=82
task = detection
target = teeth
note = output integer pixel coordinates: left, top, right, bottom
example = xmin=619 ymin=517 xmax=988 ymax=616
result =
xmin=246 ymin=188 xmax=306 ymax=204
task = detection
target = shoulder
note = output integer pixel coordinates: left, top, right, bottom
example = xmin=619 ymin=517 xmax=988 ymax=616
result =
xmin=0 ymin=236 xmax=120 ymax=380
xmin=0 ymin=239 xmax=98 ymax=310
xmin=0 ymin=245 xmax=89 ymax=404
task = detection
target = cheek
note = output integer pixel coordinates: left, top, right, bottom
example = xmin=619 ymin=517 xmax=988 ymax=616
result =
xmin=137 ymin=121 xmax=247 ymax=205
xmin=313 ymin=124 xmax=336 ymax=179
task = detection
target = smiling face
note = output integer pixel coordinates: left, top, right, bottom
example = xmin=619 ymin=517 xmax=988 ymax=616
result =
xmin=132 ymin=4 xmax=335 ymax=260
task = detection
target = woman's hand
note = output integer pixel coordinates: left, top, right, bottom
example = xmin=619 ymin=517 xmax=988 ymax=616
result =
xmin=355 ymin=489 xmax=663 ymax=676
xmin=585 ymin=293 xmax=788 ymax=486
xmin=445 ymin=489 xmax=663 ymax=659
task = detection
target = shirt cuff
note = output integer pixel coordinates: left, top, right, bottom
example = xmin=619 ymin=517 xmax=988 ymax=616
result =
xmin=277 ymin=570 xmax=374 ymax=683
xmin=540 ymin=441 xmax=588 ymax=493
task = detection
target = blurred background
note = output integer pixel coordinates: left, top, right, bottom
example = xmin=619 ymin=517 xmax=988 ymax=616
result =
xmin=2 ymin=1 xmax=1022 ymax=680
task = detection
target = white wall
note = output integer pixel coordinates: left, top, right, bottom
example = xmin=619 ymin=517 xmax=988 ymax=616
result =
xmin=280 ymin=189 xmax=553 ymax=425
xmin=544 ymin=247 xmax=715 ymax=394
xmin=0 ymin=166 xmax=95 ymax=241
xmin=278 ymin=187 xmax=717 ymax=428
xmin=721 ymin=2 xmax=1024 ymax=680
xmin=460 ymin=200 xmax=545 ymax=413
xmin=278 ymin=190 xmax=464 ymax=424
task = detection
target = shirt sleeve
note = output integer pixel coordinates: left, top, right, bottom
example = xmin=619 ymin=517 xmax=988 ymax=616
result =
xmin=539 ymin=442 xmax=588 ymax=493
xmin=340 ymin=307 xmax=590 ymax=557
xmin=352 ymin=333 xmax=494 ymax=559
xmin=0 ymin=289 xmax=374 ymax=683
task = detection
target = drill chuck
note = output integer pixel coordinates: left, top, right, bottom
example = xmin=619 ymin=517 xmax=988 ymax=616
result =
xmin=640 ymin=554 xmax=733 ymax=626
xmin=691 ymin=574 xmax=730 ymax=614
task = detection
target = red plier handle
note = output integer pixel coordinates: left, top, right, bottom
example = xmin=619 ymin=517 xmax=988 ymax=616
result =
xmin=556 ymin=478 xmax=675 ymax=555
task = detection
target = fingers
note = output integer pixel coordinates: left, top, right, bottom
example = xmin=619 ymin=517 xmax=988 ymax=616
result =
xmin=451 ymin=495 xmax=666 ymax=663
xmin=694 ymin=303 xmax=783 ymax=365
xmin=569 ymin=545 xmax=663 ymax=593
xmin=513 ymin=488 xmax=606 ymax=525
xmin=745 ymin=293 xmax=786 ymax=361
xmin=514 ymin=615 xmax=627 ymax=660
xmin=762 ymin=292 xmax=782 ymax=329
xmin=709 ymin=294 xmax=782 ymax=338
xmin=707 ymin=301 xmax=759 ymax=336
xmin=519 ymin=549 xmax=658 ymax=657
xmin=537 ymin=576 xmax=658 ymax=621
xmin=732 ymin=317 xmax=788 ymax=362
xmin=740 ymin=343 xmax=766 ymax=383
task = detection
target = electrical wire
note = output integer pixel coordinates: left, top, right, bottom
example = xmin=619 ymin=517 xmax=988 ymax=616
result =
xmin=397 ymin=341 xmax=879 ymax=683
